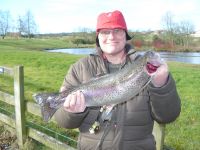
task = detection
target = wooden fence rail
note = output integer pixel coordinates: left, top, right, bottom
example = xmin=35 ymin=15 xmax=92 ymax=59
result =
xmin=0 ymin=66 xmax=76 ymax=150
xmin=0 ymin=65 xmax=165 ymax=150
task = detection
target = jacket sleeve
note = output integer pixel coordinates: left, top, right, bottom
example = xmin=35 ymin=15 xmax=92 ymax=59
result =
xmin=147 ymin=73 xmax=181 ymax=123
xmin=54 ymin=106 xmax=89 ymax=129
xmin=54 ymin=64 xmax=89 ymax=129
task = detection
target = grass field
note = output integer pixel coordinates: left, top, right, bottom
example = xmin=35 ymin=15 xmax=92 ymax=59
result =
xmin=0 ymin=38 xmax=200 ymax=150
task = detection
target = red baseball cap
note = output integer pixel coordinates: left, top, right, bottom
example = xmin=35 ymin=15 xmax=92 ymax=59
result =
xmin=96 ymin=10 xmax=131 ymax=42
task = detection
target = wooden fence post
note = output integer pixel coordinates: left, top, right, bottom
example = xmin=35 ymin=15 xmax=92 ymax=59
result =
xmin=14 ymin=66 xmax=26 ymax=148
xmin=153 ymin=121 xmax=165 ymax=150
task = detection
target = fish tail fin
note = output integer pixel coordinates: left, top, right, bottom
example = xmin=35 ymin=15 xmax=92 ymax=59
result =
xmin=33 ymin=93 xmax=59 ymax=122
xmin=41 ymin=103 xmax=57 ymax=122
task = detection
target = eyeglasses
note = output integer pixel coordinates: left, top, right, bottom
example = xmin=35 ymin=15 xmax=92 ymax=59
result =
xmin=99 ymin=29 xmax=125 ymax=38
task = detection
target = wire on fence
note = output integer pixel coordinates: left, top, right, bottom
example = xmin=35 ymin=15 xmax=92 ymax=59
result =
xmin=0 ymin=106 xmax=15 ymax=118
xmin=0 ymin=105 xmax=78 ymax=147
xmin=27 ymin=120 xmax=77 ymax=145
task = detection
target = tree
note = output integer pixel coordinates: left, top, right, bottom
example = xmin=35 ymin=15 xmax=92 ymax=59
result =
xmin=0 ymin=10 xmax=10 ymax=39
xmin=162 ymin=11 xmax=176 ymax=49
xmin=162 ymin=11 xmax=195 ymax=51
xmin=179 ymin=20 xmax=194 ymax=50
xmin=18 ymin=10 xmax=37 ymax=38
xmin=75 ymin=27 xmax=95 ymax=44
xmin=18 ymin=16 xmax=26 ymax=37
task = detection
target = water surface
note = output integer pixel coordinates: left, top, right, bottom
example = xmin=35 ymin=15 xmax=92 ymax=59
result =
xmin=48 ymin=48 xmax=200 ymax=64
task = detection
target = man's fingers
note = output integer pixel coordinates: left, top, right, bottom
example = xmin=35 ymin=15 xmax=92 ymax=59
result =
xmin=76 ymin=91 xmax=81 ymax=105
xmin=63 ymin=91 xmax=86 ymax=113
xmin=80 ymin=92 xmax=85 ymax=106
xmin=70 ymin=93 xmax=77 ymax=107
xmin=63 ymin=94 xmax=71 ymax=109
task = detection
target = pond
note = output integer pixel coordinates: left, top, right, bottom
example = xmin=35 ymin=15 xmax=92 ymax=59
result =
xmin=48 ymin=48 xmax=200 ymax=65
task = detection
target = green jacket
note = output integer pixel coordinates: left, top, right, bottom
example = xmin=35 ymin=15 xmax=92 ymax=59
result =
xmin=54 ymin=45 xmax=181 ymax=150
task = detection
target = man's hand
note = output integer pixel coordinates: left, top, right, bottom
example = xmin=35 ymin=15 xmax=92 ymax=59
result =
xmin=63 ymin=90 xmax=86 ymax=113
xmin=151 ymin=61 xmax=169 ymax=87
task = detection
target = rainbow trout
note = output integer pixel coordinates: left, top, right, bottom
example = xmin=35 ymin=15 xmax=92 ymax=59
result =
xmin=33 ymin=51 xmax=162 ymax=122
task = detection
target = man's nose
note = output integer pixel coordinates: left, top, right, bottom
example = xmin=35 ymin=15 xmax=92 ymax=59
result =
xmin=107 ymin=31 xmax=115 ymax=39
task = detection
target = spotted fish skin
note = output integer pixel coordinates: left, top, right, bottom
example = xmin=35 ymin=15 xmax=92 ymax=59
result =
xmin=33 ymin=51 xmax=162 ymax=122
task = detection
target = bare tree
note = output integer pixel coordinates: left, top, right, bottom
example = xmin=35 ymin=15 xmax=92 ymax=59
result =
xmin=179 ymin=20 xmax=194 ymax=50
xmin=162 ymin=11 xmax=176 ymax=49
xmin=78 ymin=27 xmax=93 ymax=37
xmin=75 ymin=27 xmax=95 ymax=44
xmin=162 ymin=11 xmax=195 ymax=51
xmin=18 ymin=10 xmax=37 ymax=38
xmin=18 ymin=16 xmax=26 ymax=36
xmin=0 ymin=10 xmax=10 ymax=39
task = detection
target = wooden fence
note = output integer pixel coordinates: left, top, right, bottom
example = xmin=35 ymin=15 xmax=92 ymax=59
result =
xmin=0 ymin=65 xmax=165 ymax=150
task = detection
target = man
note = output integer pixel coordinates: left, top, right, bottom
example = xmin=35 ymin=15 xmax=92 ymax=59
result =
xmin=54 ymin=10 xmax=181 ymax=150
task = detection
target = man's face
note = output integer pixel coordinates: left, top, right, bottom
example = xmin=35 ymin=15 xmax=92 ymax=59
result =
xmin=98 ymin=28 xmax=126 ymax=55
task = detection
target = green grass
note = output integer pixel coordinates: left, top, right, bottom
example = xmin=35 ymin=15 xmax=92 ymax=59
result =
xmin=0 ymin=38 xmax=200 ymax=149
xmin=0 ymin=38 xmax=68 ymax=50
xmin=0 ymin=39 xmax=84 ymax=100
xmin=164 ymin=63 xmax=200 ymax=150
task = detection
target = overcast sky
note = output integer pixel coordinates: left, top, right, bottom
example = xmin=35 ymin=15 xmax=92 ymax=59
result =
xmin=1 ymin=0 xmax=200 ymax=33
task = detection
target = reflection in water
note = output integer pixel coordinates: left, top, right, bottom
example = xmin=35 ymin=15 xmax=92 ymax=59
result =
xmin=48 ymin=48 xmax=200 ymax=65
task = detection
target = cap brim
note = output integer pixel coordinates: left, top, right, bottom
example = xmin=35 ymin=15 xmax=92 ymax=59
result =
xmin=126 ymin=32 xmax=132 ymax=40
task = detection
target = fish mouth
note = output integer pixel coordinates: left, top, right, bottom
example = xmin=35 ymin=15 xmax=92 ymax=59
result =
xmin=146 ymin=62 xmax=159 ymax=74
